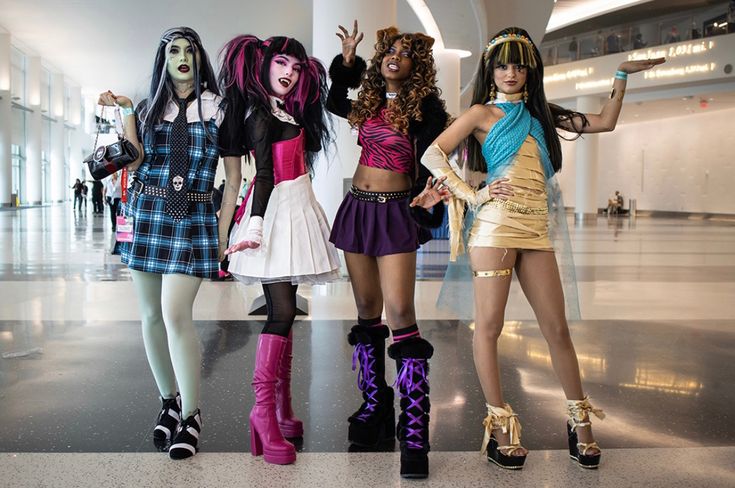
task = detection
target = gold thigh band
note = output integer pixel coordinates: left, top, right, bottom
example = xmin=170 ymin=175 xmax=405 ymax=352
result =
xmin=473 ymin=269 xmax=512 ymax=278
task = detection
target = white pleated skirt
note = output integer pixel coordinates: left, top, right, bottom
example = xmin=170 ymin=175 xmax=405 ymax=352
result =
xmin=228 ymin=174 xmax=341 ymax=285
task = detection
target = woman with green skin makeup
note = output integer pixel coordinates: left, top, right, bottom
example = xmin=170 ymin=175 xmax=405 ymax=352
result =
xmin=98 ymin=27 xmax=242 ymax=460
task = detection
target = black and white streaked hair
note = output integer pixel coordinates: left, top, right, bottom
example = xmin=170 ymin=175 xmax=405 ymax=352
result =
xmin=138 ymin=27 xmax=219 ymax=143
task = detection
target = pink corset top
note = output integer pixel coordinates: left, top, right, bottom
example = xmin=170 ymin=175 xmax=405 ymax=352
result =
xmin=273 ymin=129 xmax=307 ymax=185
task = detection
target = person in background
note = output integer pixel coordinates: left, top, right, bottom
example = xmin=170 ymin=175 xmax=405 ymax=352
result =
xmin=80 ymin=182 xmax=89 ymax=211
xmin=71 ymin=178 xmax=83 ymax=211
xmin=666 ymin=26 xmax=681 ymax=43
xmin=633 ymin=33 xmax=647 ymax=49
xmin=92 ymin=179 xmax=104 ymax=215
xmin=103 ymin=172 xmax=123 ymax=230
xmin=568 ymin=37 xmax=578 ymax=61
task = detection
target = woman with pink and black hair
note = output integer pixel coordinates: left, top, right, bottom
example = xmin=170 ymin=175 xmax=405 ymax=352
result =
xmin=219 ymin=35 xmax=339 ymax=465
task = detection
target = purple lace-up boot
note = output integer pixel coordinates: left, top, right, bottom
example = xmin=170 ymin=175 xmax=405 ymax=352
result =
xmin=347 ymin=324 xmax=395 ymax=446
xmin=388 ymin=337 xmax=433 ymax=479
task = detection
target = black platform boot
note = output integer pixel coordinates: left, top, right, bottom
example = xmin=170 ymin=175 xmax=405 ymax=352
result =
xmin=153 ymin=393 xmax=181 ymax=452
xmin=388 ymin=337 xmax=433 ymax=479
xmin=347 ymin=324 xmax=396 ymax=447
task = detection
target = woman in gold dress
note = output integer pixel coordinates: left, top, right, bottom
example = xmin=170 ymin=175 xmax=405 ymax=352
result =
xmin=421 ymin=26 xmax=663 ymax=469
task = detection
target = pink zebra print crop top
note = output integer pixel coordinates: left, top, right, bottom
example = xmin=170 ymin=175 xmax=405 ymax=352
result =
xmin=358 ymin=109 xmax=414 ymax=174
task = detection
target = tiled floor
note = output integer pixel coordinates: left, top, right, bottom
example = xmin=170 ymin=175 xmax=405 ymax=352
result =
xmin=1 ymin=205 xmax=734 ymax=487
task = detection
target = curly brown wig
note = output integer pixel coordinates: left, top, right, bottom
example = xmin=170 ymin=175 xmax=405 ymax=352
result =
xmin=348 ymin=27 xmax=440 ymax=134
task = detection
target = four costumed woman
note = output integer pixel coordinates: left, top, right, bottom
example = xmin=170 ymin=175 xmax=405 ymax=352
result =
xmin=220 ymin=35 xmax=340 ymax=465
xmin=102 ymin=20 xmax=663 ymax=476
xmin=99 ymin=27 xmax=241 ymax=459
xmin=327 ymin=22 xmax=448 ymax=479
xmin=422 ymin=27 xmax=663 ymax=470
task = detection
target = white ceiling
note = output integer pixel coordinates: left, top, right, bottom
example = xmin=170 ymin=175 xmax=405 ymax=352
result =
xmin=2 ymin=0 xmax=732 ymax=125
xmin=0 ymin=0 xmax=557 ymax=99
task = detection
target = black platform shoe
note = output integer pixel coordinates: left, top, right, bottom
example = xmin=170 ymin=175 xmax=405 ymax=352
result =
xmin=153 ymin=394 xmax=181 ymax=452
xmin=481 ymin=403 xmax=527 ymax=470
xmin=347 ymin=324 xmax=396 ymax=447
xmin=567 ymin=396 xmax=604 ymax=469
xmin=169 ymin=409 xmax=202 ymax=460
xmin=388 ymin=337 xmax=433 ymax=479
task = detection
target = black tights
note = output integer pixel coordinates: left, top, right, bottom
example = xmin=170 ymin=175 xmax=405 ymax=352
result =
xmin=261 ymin=282 xmax=298 ymax=337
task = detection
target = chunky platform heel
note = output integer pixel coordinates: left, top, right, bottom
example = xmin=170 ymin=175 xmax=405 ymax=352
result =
xmin=566 ymin=396 xmax=605 ymax=469
xmin=153 ymin=393 xmax=181 ymax=452
xmin=481 ymin=403 xmax=527 ymax=470
xmin=249 ymin=334 xmax=296 ymax=465
xmin=347 ymin=324 xmax=396 ymax=447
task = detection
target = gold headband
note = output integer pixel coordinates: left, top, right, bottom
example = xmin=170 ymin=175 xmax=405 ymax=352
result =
xmin=483 ymin=33 xmax=537 ymax=67
xmin=484 ymin=33 xmax=534 ymax=53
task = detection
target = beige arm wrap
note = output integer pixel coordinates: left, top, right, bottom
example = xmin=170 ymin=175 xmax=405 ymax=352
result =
xmin=421 ymin=144 xmax=479 ymax=205
xmin=421 ymin=144 xmax=492 ymax=261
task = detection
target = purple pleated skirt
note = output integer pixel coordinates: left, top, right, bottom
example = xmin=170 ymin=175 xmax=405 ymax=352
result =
xmin=330 ymin=193 xmax=425 ymax=256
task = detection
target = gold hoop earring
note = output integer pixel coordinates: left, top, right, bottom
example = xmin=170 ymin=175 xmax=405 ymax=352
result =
xmin=523 ymin=85 xmax=529 ymax=103
xmin=489 ymin=82 xmax=497 ymax=102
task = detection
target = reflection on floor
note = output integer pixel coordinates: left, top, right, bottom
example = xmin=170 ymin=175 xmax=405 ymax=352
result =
xmin=1 ymin=205 xmax=734 ymax=487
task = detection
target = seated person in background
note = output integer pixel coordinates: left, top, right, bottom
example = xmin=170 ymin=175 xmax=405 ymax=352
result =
xmin=607 ymin=190 xmax=623 ymax=214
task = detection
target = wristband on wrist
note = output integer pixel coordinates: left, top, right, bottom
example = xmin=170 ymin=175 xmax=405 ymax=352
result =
xmin=614 ymin=70 xmax=628 ymax=80
xmin=119 ymin=106 xmax=135 ymax=117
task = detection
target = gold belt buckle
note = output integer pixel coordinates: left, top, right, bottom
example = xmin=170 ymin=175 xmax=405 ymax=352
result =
xmin=377 ymin=195 xmax=387 ymax=203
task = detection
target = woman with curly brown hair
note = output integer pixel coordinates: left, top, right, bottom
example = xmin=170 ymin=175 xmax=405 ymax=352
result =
xmin=327 ymin=21 xmax=448 ymax=479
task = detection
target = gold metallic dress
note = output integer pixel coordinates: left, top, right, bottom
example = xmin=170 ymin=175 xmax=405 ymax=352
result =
xmin=468 ymin=135 xmax=552 ymax=250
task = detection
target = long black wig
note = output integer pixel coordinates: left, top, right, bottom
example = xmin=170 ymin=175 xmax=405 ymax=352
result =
xmin=466 ymin=26 xmax=588 ymax=174
xmin=138 ymin=27 xmax=219 ymax=144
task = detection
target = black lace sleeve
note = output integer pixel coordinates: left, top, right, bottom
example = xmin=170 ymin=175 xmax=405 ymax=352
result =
xmin=247 ymin=109 xmax=276 ymax=218
xmin=326 ymin=54 xmax=366 ymax=119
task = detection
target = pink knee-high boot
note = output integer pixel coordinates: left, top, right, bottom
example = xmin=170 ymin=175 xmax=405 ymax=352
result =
xmin=276 ymin=330 xmax=304 ymax=438
xmin=250 ymin=334 xmax=296 ymax=465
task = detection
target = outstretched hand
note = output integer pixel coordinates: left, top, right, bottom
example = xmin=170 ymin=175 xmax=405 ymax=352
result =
xmin=618 ymin=57 xmax=666 ymax=74
xmin=224 ymin=240 xmax=261 ymax=255
xmin=410 ymin=176 xmax=450 ymax=209
xmin=336 ymin=20 xmax=364 ymax=67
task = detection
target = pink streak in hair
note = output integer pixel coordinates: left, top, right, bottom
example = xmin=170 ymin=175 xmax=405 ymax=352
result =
xmin=283 ymin=56 xmax=323 ymax=115
xmin=220 ymin=35 xmax=269 ymax=102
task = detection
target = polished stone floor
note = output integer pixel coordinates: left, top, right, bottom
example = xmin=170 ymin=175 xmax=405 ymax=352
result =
xmin=1 ymin=204 xmax=734 ymax=487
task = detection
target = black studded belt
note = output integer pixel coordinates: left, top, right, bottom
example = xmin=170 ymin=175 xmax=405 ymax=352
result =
xmin=350 ymin=186 xmax=410 ymax=203
xmin=133 ymin=181 xmax=212 ymax=203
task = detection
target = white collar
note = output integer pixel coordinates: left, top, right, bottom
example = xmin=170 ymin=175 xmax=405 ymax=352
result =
xmin=269 ymin=96 xmax=298 ymax=125
xmin=487 ymin=92 xmax=524 ymax=105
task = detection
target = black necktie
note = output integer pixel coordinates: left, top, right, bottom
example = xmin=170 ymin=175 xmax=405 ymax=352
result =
xmin=166 ymin=97 xmax=190 ymax=221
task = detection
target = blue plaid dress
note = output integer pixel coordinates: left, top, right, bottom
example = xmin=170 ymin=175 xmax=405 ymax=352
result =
xmin=121 ymin=91 xmax=225 ymax=279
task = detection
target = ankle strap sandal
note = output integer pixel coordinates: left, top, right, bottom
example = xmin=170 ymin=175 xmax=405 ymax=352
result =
xmin=566 ymin=396 xmax=604 ymax=468
xmin=481 ymin=403 xmax=526 ymax=470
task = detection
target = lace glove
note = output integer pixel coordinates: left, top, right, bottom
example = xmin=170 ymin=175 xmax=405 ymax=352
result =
xmin=243 ymin=216 xmax=263 ymax=246
xmin=225 ymin=216 xmax=263 ymax=255
xmin=421 ymin=144 xmax=490 ymax=207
